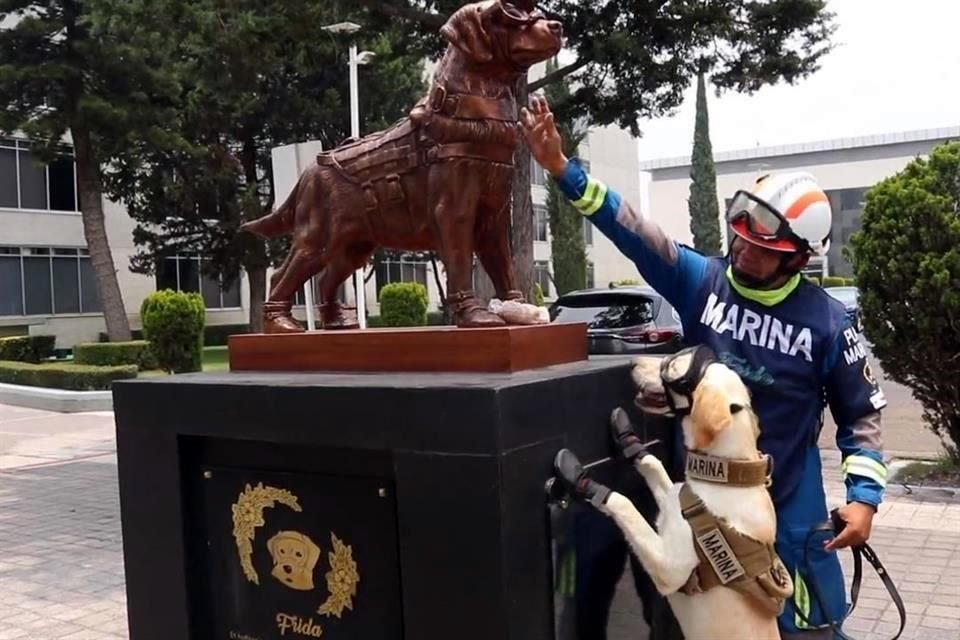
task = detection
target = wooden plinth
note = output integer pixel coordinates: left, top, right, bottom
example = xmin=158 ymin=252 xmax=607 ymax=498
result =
xmin=227 ymin=322 xmax=588 ymax=373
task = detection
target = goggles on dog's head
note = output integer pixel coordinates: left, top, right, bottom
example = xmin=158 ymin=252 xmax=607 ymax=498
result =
xmin=659 ymin=345 xmax=718 ymax=416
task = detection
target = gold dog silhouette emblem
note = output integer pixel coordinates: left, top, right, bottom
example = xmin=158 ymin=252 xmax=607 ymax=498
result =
xmin=267 ymin=531 xmax=321 ymax=591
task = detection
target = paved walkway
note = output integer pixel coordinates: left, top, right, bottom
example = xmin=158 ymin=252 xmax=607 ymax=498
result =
xmin=0 ymin=405 xmax=958 ymax=639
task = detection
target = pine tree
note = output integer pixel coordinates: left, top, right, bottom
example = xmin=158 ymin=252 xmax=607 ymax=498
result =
xmin=0 ymin=0 xmax=178 ymax=340
xmin=358 ymin=0 xmax=837 ymax=292
xmin=93 ymin=1 xmax=426 ymax=331
xmin=688 ymin=71 xmax=723 ymax=256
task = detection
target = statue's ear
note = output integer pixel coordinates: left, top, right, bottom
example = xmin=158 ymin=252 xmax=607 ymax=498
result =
xmin=440 ymin=3 xmax=495 ymax=64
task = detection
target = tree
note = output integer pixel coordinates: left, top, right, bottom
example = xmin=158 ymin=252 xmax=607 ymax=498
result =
xmin=94 ymin=1 xmax=426 ymax=331
xmin=544 ymin=59 xmax=588 ymax=295
xmin=688 ymin=71 xmax=723 ymax=256
xmin=847 ymin=141 xmax=960 ymax=462
xmin=0 ymin=0 xmax=177 ymax=341
xmin=355 ymin=0 xmax=837 ymax=298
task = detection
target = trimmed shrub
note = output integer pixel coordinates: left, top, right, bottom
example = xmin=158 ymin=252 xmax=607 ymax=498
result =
xmin=0 ymin=361 xmax=138 ymax=391
xmin=0 ymin=335 xmax=56 ymax=363
xmin=73 ymin=340 xmax=158 ymax=371
xmin=805 ymin=275 xmax=822 ymax=286
xmin=379 ymin=282 xmax=429 ymax=327
xmin=140 ymin=290 xmax=206 ymax=373
xmin=821 ymin=276 xmax=846 ymax=288
xmin=849 ymin=140 xmax=960 ymax=461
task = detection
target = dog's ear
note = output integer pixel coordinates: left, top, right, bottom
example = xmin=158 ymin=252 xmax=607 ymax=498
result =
xmin=690 ymin=383 xmax=732 ymax=450
xmin=440 ymin=3 xmax=495 ymax=64
xmin=266 ymin=532 xmax=281 ymax=558
xmin=305 ymin=536 xmax=321 ymax=569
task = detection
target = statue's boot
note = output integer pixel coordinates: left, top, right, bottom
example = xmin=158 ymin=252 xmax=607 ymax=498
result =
xmin=553 ymin=448 xmax=611 ymax=508
xmin=450 ymin=290 xmax=505 ymax=328
xmin=320 ymin=302 xmax=360 ymax=330
xmin=263 ymin=301 xmax=304 ymax=334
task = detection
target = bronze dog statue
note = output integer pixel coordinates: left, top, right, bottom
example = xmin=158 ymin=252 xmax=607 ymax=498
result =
xmin=240 ymin=0 xmax=562 ymax=332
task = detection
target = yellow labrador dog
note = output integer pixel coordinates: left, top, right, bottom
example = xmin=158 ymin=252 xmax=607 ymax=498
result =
xmin=554 ymin=345 xmax=792 ymax=640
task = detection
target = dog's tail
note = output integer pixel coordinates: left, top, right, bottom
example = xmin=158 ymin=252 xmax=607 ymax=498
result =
xmin=240 ymin=174 xmax=300 ymax=238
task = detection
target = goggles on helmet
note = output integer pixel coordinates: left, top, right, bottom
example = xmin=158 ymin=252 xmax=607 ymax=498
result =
xmin=725 ymin=190 xmax=811 ymax=254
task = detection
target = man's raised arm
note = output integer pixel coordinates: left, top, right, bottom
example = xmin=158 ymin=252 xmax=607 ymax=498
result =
xmin=520 ymin=95 xmax=706 ymax=317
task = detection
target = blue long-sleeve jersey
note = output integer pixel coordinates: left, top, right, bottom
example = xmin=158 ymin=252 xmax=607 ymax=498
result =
xmin=556 ymin=159 xmax=887 ymax=508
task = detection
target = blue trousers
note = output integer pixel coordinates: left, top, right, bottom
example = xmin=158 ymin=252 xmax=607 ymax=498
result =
xmin=775 ymin=446 xmax=848 ymax=636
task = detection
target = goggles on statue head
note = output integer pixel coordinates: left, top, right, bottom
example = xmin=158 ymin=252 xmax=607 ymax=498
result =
xmin=725 ymin=190 xmax=811 ymax=254
xmin=659 ymin=345 xmax=718 ymax=416
xmin=499 ymin=1 xmax=544 ymax=25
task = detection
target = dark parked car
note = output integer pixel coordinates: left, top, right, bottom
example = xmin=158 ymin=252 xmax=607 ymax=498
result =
xmin=549 ymin=286 xmax=684 ymax=355
xmin=824 ymin=285 xmax=863 ymax=333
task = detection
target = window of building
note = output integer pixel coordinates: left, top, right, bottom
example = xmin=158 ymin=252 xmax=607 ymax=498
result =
xmin=534 ymin=260 xmax=552 ymax=298
xmin=375 ymin=256 xmax=429 ymax=299
xmin=827 ymin=188 xmax=867 ymax=213
xmin=0 ymin=138 xmax=79 ymax=212
xmin=582 ymin=217 xmax=593 ymax=246
xmin=586 ymin=261 xmax=595 ymax=289
xmin=534 ymin=204 xmax=549 ymax=242
xmin=156 ymin=255 xmax=242 ymax=309
xmin=0 ymin=246 xmax=101 ymax=316
xmin=530 ymin=156 xmax=546 ymax=187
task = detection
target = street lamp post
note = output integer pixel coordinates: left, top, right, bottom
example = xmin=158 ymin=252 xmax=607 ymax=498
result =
xmin=323 ymin=21 xmax=375 ymax=329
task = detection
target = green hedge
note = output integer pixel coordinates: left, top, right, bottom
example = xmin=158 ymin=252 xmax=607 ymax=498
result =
xmin=73 ymin=340 xmax=158 ymax=371
xmin=98 ymin=323 xmax=249 ymax=346
xmin=0 ymin=335 xmax=56 ymax=363
xmin=0 ymin=360 xmax=138 ymax=390
xmin=379 ymin=283 xmax=429 ymax=327
xmin=140 ymin=290 xmax=206 ymax=373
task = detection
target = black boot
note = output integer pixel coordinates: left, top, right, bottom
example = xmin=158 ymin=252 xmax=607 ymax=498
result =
xmin=610 ymin=407 xmax=657 ymax=462
xmin=553 ymin=449 xmax=611 ymax=508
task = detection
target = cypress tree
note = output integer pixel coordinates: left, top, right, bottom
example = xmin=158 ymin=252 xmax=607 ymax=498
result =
xmin=688 ymin=71 xmax=723 ymax=256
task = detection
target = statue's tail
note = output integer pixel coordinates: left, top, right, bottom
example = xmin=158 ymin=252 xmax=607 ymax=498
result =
xmin=240 ymin=176 xmax=300 ymax=238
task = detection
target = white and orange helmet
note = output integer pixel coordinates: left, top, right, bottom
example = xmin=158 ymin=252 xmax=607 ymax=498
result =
xmin=725 ymin=172 xmax=832 ymax=256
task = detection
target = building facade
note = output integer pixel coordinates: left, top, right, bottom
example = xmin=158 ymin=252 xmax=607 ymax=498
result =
xmin=1 ymin=125 xmax=643 ymax=347
xmin=639 ymin=126 xmax=960 ymax=278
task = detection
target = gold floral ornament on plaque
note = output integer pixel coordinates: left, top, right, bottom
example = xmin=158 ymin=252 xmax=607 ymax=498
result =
xmin=231 ymin=483 xmax=361 ymax=621
xmin=317 ymin=533 xmax=360 ymax=618
xmin=232 ymin=483 xmax=303 ymax=585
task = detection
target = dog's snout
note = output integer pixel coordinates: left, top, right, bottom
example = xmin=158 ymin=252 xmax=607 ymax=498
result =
xmin=283 ymin=565 xmax=293 ymax=574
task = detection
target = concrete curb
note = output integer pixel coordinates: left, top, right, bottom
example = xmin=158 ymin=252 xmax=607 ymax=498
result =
xmin=0 ymin=382 xmax=113 ymax=413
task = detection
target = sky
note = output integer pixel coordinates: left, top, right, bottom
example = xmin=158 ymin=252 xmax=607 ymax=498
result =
xmin=632 ymin=0 xmax=960 ymax=162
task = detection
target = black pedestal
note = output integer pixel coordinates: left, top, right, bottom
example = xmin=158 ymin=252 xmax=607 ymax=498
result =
xmin=113 ymin=357 xmax=671 ymax=640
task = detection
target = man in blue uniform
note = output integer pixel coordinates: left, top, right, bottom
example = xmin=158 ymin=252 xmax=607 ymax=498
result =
xmin=521 ymin=95 xmax=887 ymax=639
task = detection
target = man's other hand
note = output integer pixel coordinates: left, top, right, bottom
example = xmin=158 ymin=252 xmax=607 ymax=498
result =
xmin=824 ymin=502 xmax=875 ymax=550
xmin=520 ymin=94 xmax=568 ymax=177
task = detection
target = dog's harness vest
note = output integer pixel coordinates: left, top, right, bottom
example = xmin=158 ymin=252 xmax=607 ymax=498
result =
xmin=677 ymin=453 xmax=794 ymax=617
xmin=315 ymin=81 xmax=518 ymax=218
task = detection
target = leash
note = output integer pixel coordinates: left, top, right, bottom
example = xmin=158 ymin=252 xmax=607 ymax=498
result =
xmin=793 ymin=509 xmax=906 ymax=640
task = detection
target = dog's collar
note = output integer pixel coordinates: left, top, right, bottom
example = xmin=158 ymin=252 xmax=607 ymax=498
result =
xmin=428 ymin=84 xmax=518 ymax=122
xmin=685 ymin=451 xmax=773 ymax=487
